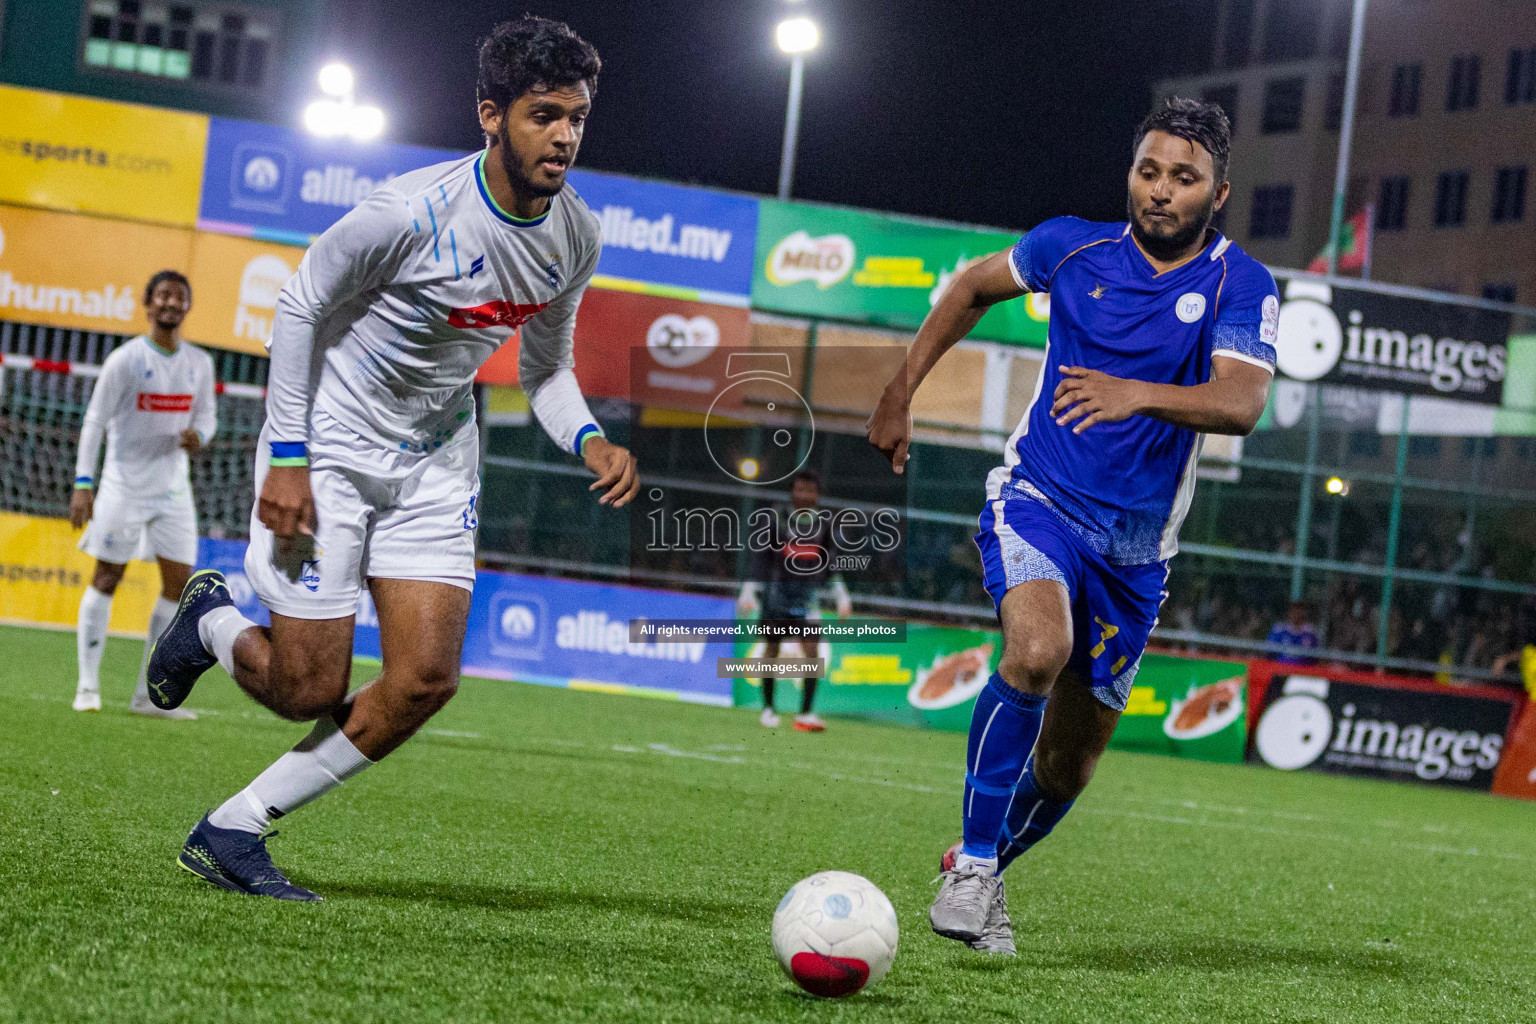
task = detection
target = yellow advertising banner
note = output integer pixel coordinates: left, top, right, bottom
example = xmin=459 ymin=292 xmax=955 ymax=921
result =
xmin=0 ymin=204 xmax=192 ymax=334
xmin=0 ymin=84 xmax=208 ymax=227
xmin=182 ymin=231 xmax=305 ymax=356
xmin=0 ymin=512 xmax=161 ymax=636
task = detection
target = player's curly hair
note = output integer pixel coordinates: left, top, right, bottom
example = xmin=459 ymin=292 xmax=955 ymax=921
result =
xmin=1133 ymin=97 xmax=1231 ymax=183
xmin=476 ymin=15 xmax=601 ymax=112
xmin=143 ymin=269 xmax=191 ymax=305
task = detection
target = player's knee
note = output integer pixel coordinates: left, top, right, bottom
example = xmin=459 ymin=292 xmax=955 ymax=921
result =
xmin=267 ymin=663 xmax=348 ymax=722
xmin=997 ymin=635 xmax=1070 ymax=694
xmin=401 ymin=663 xmax=460 ymax=715
xmin=91 ymin=565 xmax=125 ymax=595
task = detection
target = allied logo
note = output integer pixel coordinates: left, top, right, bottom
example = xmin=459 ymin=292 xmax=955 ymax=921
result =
xmin=447 ymin=299 xmax=550 ymax=330
xmin=646 ymin=314 xmax=720 ymax=368
xmin=500 ymin=603 xmax=537 ymax=640
xmin=1175 ymin=292 xmax=1206 ymax=323
xmin=229 ymin=142 xmax=291 ymax=214
xmin=765 ymin=231 xmax=855 ymax=289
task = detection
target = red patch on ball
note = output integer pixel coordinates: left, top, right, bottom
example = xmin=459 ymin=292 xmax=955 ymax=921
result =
xmin=789 ymin=951 xmax=871 ymax=998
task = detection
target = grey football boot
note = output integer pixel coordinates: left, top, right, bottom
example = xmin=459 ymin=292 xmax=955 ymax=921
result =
xmin=929 ymin=860 xmax=1000 ymax=942
xmin=966 ymin=876 xmax=1016 ymax=955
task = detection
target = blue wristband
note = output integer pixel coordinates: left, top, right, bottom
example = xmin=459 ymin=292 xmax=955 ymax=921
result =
xmin=269 ymin=440 xmax=309 ymax=467
xmin=574 ymin=423 xmax=603 ymax=456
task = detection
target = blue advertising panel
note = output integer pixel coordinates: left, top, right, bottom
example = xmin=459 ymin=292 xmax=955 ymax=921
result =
xmin=565 ymin=168 xmax=758 ymax=303
xmin=196 ymin=538 xmax=732 ymax=703
xmin=462 ymin=570 xmax=735 ymax=704
xmin=198 ymin=117 xmax=459 ymax=245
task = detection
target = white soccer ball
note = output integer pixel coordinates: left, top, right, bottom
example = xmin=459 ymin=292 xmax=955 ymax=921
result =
xmin=771 ymin=870 xmax=899 ymax=998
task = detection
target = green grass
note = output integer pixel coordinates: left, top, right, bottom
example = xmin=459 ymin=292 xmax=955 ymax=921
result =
xmin=1 ymin=623 xmax=1533 ymax=1024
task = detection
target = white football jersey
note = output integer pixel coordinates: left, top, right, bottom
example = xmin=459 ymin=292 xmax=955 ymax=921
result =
xmin=74 ymin=335 xmax=217 ymax=503
xmin=266 ymin=152 xmax=603 ymax=458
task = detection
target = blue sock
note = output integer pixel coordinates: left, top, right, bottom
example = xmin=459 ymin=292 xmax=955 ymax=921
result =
xmin=995 ymin=757 xmax=1075 ymax=872
xmin=961 ymin=673 xmax=1048 ymax=860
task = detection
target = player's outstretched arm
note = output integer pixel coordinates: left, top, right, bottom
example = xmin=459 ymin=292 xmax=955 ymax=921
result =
xmin=866 ymin=250 xmax=1025 ymax=473
xmin=1050 ymin=355 xmax=1271 ymax=436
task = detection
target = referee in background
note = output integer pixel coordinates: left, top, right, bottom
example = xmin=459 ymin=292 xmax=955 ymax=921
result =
xmin=737 ymin=470 xmax=851 ymax=732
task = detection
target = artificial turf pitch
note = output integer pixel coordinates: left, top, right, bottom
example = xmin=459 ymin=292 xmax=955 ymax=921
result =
xmin=1 ymin=623 xmax=1532 ymax=1023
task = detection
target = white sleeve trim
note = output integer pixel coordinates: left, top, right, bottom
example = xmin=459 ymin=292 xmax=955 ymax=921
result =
xmin=1211 ymin=349 xmax=1276 ymax=373
xmin=1007 ymin=248 xmax=1030 ymax=292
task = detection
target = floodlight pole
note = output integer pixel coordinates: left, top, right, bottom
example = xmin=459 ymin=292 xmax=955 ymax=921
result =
xmin=777 ymin=54 xmax=805 ymax=201
xmin=1325 ymin=0 xmax=1368 ymax=275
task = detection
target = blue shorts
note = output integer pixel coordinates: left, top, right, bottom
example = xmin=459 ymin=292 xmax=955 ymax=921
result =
xmin=974 ymin=495 xmax=1169 ymax=711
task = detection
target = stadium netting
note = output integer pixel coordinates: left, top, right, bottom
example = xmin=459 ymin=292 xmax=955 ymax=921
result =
xmin=0 ymin=319 xmax=268 ymax=539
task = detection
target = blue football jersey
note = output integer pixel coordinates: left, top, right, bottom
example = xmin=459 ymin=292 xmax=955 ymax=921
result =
xmin=988 ymin=217 xmax=1279 ymax=565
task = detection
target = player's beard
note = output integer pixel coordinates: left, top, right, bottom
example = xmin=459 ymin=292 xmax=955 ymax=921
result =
xmin=497 ymin=118 xmax=564 ymax=200
xmin=1127 ymin=190 xmax=1216 ymax=262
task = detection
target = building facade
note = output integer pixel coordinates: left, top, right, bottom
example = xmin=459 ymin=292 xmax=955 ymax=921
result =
xmin=0 ymin=0 xmax=334 ymax=124
xmin=1155 ymin=0 xmax=1536 ymax=302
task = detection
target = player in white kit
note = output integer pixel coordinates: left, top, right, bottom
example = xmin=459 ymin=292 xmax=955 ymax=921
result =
xmin=71 ymin=270 xmax=215 ymax=719
xmin=147 ymin=17 xmax=637 ymax=900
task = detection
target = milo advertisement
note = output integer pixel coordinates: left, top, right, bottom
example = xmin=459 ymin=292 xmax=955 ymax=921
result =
xmin=751 ymin=200 xmax=1049 ymax=348
xmin=732 ymin=623 xmax=1247 ymax=763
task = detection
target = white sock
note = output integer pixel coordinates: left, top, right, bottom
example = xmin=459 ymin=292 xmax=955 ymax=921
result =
xmin=208 ymin=715 xmax=374 ymax=834
xmin=132 ymin=597 xmax=179 ymax=702
xmin=197 ymin=605 xmax=256 ymax=677
xmin=76 ymin=587 xmax=113 ymax=692
xmin=955 ymin=852 xmax=998 ymax=877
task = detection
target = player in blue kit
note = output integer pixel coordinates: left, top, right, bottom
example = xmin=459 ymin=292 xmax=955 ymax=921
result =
xmin=867 ymin=99 xmax=1277 ymax=954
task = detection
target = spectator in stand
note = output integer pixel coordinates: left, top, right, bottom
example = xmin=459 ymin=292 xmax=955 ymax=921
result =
xmin=1492 ymin=633 xmax=1536 ymax=699
xmin=1267 ymin=600 xmax=1320 ymax=664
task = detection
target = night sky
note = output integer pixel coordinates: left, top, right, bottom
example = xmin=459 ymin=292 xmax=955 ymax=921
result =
xmin=341 ymin=1 xmax=1218 ymax=232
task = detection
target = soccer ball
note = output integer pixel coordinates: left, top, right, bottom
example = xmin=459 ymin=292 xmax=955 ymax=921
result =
xmin=771 ymin=871 xmax=898 ymax=997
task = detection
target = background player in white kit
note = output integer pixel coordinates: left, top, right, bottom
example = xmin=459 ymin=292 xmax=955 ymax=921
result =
xmin=71 ymin=270 xmax=215 ymax=719
xmin=146 ymin=17 xmax=638 ymax=901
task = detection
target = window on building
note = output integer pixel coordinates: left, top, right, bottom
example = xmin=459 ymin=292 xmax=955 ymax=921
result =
xmin=1376 ymin=176 xmax=1409 ymax=231
xmin=81 ymin=1 xmax=277 ymax=89
xmin=1491 ymin=166 xmax=1527 ymax=224
xmin=1446 ymin=53 xmax=1482 ymax=111
xmin=1349 ymin=432 xmax=1382 ymax=458
xmin=1434 ymin=171 xmax=1469 ymax=227
xmin=1261 ymin=0 xmax=1321 ymax=62
xmin=1409 ymin=436 xmax=1441 ymax=458
xmin=1482 ymin=282 xmax=1517 ymax=303
xmin=1389 ymin=63 xmax=1421 ymax=116
xmin=1250 ymin=185 xmax=1294 ymax=239
xmin=1326 ymin=1 xmax=1353 ymax=59
xmin=1261 ymin=77 xmax=1306 ymax=133
xmin=1223 ymin=0 xmax=1255 ymax=69
xmin=1462 ymin=437 xmax=1499 ymax=459
xmin=1325 ymin=72 xmax=1346 ymax=130
xmin=1201 ymin=84 xmax=1240 ymax=135
xmin=1506 ymin=47 xmax=1536 ymax=104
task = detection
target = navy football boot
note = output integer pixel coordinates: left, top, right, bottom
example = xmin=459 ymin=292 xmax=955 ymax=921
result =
xmin=145 ymin=569 xmax=234 ymax=709
xmin=178 ymin=814 xmax=321 ymax=902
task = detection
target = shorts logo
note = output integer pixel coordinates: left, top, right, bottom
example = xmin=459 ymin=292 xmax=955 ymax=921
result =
xmin=447 ymin=300 xmax=549 ymax=330
xmin=137 ymin=393 xmax=194 ymax=412
xmin=299 ymin=559 xmax=320 ymax=592
xmin=462 ymin=493 xmax=479 ymax=531
xmin=1175 ymin=292 xmax=1206 ymax=323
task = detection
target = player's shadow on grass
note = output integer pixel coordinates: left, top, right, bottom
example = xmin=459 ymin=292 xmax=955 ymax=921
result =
xmin=310 ymin=876 xmax=751 ymax=927
xmin=1000 ymin=938 xmax=1430 ymax=980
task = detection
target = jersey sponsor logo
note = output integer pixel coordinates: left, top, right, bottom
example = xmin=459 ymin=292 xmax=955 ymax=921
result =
xmin=136 ymin=392 xmax=194 ymax=412
xmin=446 ymin=299 xmax=549 ymax=330
xmin=1175 ymin=292 xmax=1206 ymax=323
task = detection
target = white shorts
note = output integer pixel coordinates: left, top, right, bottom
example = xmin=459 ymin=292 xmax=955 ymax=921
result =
xmin=245 ymin=408 xmax=480 ymax=620
xmin=78 ymin=487 xmax=198 ymax=566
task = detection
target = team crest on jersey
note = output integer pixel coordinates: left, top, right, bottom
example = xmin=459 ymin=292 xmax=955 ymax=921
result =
xmin=543 ymin=254 xmax=563 ymax=289
xmin=1089 ymin=283 xmax=1107 ymax=299
xmin=447 ymin=299 xmax=550 ymax=330
xmin=1176 ymin=292 xmax=1207 ymax=323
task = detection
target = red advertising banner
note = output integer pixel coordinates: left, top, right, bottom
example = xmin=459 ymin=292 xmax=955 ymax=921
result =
xmin=476 ymin=287 xmax=750 ymax=409
xmin=1491 ymin=702 xmax=1536 ymax=801
xmin=1246 ymin=661 xmax=1522 ymax=791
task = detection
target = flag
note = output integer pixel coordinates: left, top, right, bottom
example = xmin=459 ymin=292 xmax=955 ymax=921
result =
xmin=1308 ymin=205 xmax=1374 ymax=275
